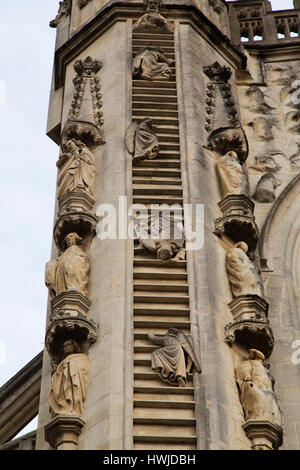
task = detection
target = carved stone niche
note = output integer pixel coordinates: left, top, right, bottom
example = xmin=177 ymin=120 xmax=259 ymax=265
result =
xmin=214 ymin=213 xmax=259 ymax=254
xmin=45 ymin=415 xmax=85 ymax=450
xmin=208 ymin=127 xmax=249 ymax=165
xmin=45 ymin=309 xmax=98 ymax=367
xmin=243 ymin=421 xmax=283 ymax=451
xmin=225 ymin=295 xmax=274 ymax=358
xmin=54 ymin=210 xmax=98 ymax=251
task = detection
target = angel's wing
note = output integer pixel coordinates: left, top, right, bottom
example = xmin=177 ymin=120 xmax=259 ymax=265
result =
xmin=176 ymin=331 xmax=201 ymax=373
xmin=126 ymin=122 xmax=138 ymax=154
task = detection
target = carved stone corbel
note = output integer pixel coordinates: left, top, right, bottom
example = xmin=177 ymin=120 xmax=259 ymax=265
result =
xmin=50 ymin=290 xmax=91 ymax=319
xmin=45 ymin=309 xmax=98 ymax=367
xmin=224 ymin=295 xmax=274 ymax=358
xmin=243 ymin=420 xmax=283 ymax=450
xmin=214 ymin=214 xmax=259 ymax=253
xmin=45 ymin=415 xmax=85 ymax=450
xmin=54 ymin=209 xmax=98 ymax=251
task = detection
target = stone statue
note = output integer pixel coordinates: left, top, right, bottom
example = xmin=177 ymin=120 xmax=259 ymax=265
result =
xmin=48 ymin=339 xmax=90 ymax=417
xmin=216 ymin=151 xmax=249 ymax=198
xmin=253 ymin=173 xmax=279 ymax=203
xmin=133 ymin=12 xmax=174 ymax=33
xmin=45 ymin=232 xmax=89 ymax=298
xmin=132 ymin=49 xmax=172 ymax=81
xmin=226 ymin=242 xmax=264 ymax=297
xmin=135 ymin=220 xmax=185 ymax=261
xmin=126 ymin=118 xmax=159 ymax=162
xmin=57 ymin=139 xmax=96 ymax=199
xmin=235 ymin=349 xmax=281 ymax=425
xmin=148 ymin=328 xmax=201 ymax=387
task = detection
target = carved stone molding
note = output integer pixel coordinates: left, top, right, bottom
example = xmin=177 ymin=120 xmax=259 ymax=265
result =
xmin=45 ymin=415 xmax=85 ymax=450
xmin=54 ymin=210 xmax=98 ymax=251
xmin=50 ymin=290 xmax=91 ymax=319
xmin=208 ymin=127 xmax=249 ymax=164
xmin=50 ymin=0 xmax=71 ymax=28
xmin=214 ymin=213 xmax=259 ymax=253
xmin=58 ymin=191 xmax=95 ymax=214
xmin=243 ymin=420 xmax=283 ymax=450
xmin=218 ymin=194 xmax=254 ymax=217
xmin=63 ymin=56 xmax=104 ymax=147
xmin=45 ymin=309 xmax=98 ymax=366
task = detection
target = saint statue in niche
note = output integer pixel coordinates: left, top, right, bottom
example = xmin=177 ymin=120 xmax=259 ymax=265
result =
xmin=226 ymin=242 xmax=264 ymax=298
xmin=48 ymin=339 xmax=90 ymax=417
xmin=132 ymin=49 xmax=173 ymax=81
xmin=235 ymin=349 xmax=281 ymax=425
xmin=57 ymin=139 xmax=96 ymax=199
xmin=216 ymin=150 xmax=249 ymax=198
xmin=126 ymin=118 xmax=159 ymax=162
xmin=148 ymin=328 xmax=201 ymax=387
xmin=45 ymin=232 xmax=89 ymax=298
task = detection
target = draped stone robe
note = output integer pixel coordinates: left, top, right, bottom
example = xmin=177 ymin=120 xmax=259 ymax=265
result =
xmin=226 ymin=246 xmax=264 ymax=297
xmin=149 ymin=334 xmax=187 ymax=385
xmin=48 ymin=353 xmax=90 ymax=417
xmin=216 ymin=151 xmax=249 ymax=198
xmin=132 ymin=49 xmax=171 ymax=81
xmin=46 ymin=244 xmax=89 ymax=298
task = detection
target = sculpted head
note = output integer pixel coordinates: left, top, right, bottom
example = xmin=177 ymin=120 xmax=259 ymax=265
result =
xmin=167 ymin=328 xmax=178 ymax=337
xmin=64 ymin=232 xmax=82 ymax=248
xmin=234 ymin=241 xmax=248 ymax=253
xmin=157 ymin=241 xmax=173 ymax=260
xmin=249 ymin=348 xmax=265 ymax=361
xmin=225 ymin=150 xmax=239 ymax=160
xmin=62 ymin=339 xmax=81 ymax=358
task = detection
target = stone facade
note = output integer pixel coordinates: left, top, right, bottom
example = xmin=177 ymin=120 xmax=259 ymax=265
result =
xmin=2 ymin=0 xmax=300 ymax=451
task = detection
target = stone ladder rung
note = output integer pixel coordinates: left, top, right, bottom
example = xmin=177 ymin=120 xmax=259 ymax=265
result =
xmin=133 ymin=108 xmax=178 ymax=118
xmin=134 ymin=257 xmax=186 ymax=266
xmin=132 ymin=99 xmax=178 ymax=109
xmin=133 ymin=195 xmax=183 ymax=204
xmin=132 ymin=87 xmax=177 ymax=97
xmin=134 ymin=399 xmax=195 ymax=409
xmin=133 ymin=306 xmax=190 ymax=316
xmin=133 ymin=186 xmax=183 ymax=196
xmin=133 ymin=319 xmax=191 ymax=328
xmin=133 ymin=435 xmax=197 ymax=444
xmin=133 ymin=416 xmax=196 ymax=426
xmin=134 ymin=282 xmax=188 ymax=292
xmin=133 ymin=94 xmax=178 ymax=103
xmin=133 ymin=271 xmax=188 ymax=281
xmin=132 ymin=168 xmax=181 ymax=177
xmin=132 ymin=176 xmax=182 ymax=185
xmin=132 ymin=158 xmax=180 ymax=168
xmin=132 ymin=49 xmax=175 ymax=59
xmin=133 ymin=80 xmax=176 ymax=88
xmin=134 ymin=331 xmax=190 ymax=341
xmin=132 ymin=32 xmax=174 ymax=40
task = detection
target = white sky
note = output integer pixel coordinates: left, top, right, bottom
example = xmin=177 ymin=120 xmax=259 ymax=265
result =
xmin=0 ymin=0 xmax=295 ymax=438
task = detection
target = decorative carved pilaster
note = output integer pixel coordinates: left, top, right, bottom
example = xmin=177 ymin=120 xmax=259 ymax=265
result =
xmin=50 ymin=0 xmax=71 ymax=28
xmin=204 ymin=62 xmax=239 ymax=134
xmin=62 ymin=56 xmax=104 ymax=148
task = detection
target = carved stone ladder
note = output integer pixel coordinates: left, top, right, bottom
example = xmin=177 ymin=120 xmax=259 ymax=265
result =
xmin=131 ymin=23 xmax=197 ymax=450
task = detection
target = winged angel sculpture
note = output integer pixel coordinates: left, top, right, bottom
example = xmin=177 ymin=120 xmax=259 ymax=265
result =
xmin=126 ymin=118 xmax=159 ymax=162
xmin=148 ymin=328 xmax=201 ymax=387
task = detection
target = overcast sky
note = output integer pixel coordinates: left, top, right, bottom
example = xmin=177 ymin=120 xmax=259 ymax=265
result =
xmin=0 ymin=0 xmax=295 ymax=438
